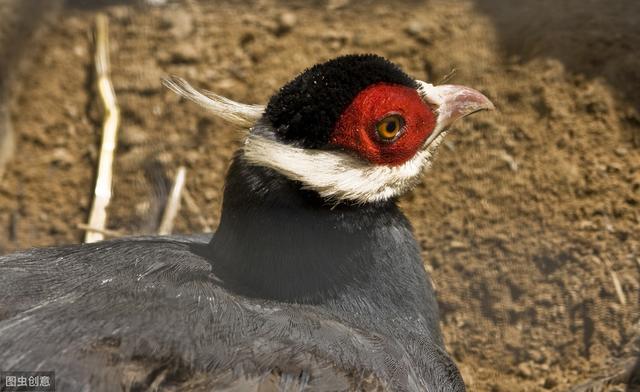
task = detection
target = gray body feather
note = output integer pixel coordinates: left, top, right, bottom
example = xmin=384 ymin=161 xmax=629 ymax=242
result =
xmin=0 ymin=236 xmax=456 ymax=391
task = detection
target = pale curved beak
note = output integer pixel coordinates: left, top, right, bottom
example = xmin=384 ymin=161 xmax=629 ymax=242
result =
xmin=416 ymin=80 xmax=495 ymax=146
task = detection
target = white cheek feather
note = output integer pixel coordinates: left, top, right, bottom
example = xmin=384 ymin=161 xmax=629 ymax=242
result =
xmin=417 ymin=80 xmax=449 ymax=140
xmin=162 ymin=76 xmax=264 ymax=128
xmin=242 ymin=125 xmax=447 ymax=204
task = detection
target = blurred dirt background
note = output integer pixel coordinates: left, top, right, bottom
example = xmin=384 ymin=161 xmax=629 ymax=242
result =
xmin=0 ymin=0 xmax=638 ymax=390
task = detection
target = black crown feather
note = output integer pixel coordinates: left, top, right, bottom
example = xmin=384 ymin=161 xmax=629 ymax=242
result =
xmin=264 ymin=54 xmax=417 ymax=149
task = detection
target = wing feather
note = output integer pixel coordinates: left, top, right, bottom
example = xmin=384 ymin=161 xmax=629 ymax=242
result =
xmin=0 ymin=237 xmax=401 ymax=391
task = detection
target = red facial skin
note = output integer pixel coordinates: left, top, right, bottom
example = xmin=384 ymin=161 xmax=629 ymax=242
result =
xmin=330 ymin=83 xmax=436 ymax=166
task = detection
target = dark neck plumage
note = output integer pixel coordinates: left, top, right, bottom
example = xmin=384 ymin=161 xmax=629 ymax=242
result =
xmin=196 ymin=153 xmax=425 ymax=305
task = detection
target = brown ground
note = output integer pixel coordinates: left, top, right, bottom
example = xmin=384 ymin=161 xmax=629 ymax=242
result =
xmin=0 ymin=0 xmax=638 ymax=391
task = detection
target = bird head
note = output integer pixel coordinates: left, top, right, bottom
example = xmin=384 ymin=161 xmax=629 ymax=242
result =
xmin=164 ymin=54 xmax=493 ymax=204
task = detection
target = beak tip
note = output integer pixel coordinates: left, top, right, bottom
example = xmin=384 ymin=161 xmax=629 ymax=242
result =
xmin=482 ymin=95 xmax=496 ymax=112
xmin=485 ymin=98 xmax=496 ymax=111
xmin=464 ymin=88 xmax=495 ymax=115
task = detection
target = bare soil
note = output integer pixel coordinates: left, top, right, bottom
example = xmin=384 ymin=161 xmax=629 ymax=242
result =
xmin=0 ymin=0 xmax=638 ymax=391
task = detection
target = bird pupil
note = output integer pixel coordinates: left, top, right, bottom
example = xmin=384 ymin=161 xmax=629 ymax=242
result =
xmin=386 ymin=120 xmax=396 ymax=133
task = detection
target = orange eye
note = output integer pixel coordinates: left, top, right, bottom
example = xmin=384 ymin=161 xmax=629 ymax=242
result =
xmin=376 ymin=115 xmax=404 ymax=141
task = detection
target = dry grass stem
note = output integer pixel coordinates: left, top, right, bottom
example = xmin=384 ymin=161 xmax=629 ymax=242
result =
xmin=602 ymin=257 xmax=627 ymax=306
xmin=77 ymin=223 xmax=124 ymax=238
xmin=182 ymin=187 xmax=213 ymax=232
xmin=85 ymin=14 xmax=121 ymax=243
xmin=158 ymin=166 xmax=186 ymax=235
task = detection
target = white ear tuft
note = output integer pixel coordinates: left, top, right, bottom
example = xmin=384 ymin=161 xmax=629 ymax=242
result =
xmin=162 ymin=76 xmax=265 ymax=128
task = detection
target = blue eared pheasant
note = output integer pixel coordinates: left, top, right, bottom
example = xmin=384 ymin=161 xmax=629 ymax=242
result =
xmin=0 ymin=54 xmax=493 ymax=391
